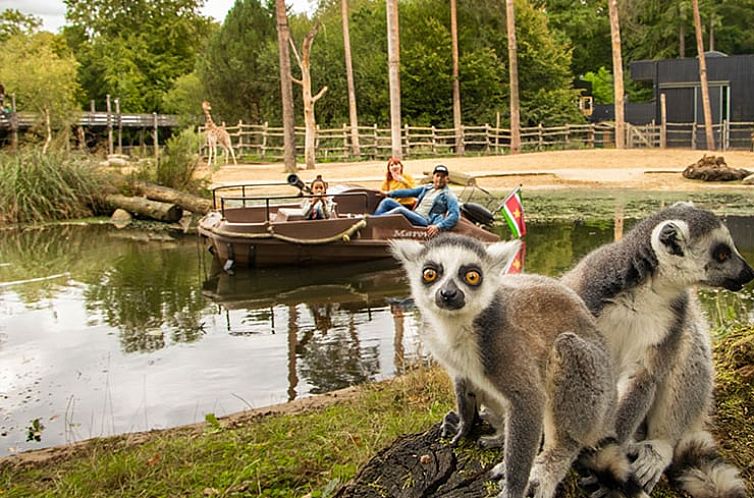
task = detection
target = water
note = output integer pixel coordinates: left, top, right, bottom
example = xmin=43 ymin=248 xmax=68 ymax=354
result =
xmin=1 ymin=218 xmax=752 ymax=455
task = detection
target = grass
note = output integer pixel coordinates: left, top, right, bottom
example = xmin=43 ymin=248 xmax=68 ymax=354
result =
xmin=2 ymin=325 xmax=753 ymax=497
xmin=0 ymin=148 xmax=111 ymax=224
xmin=0 ymin=365 xmax=454 ymax=497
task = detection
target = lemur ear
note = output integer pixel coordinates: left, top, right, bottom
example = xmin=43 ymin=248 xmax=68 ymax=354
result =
xmin=486 ymin=240 xmax=522 ymax=271
xmin=389 ymin=239 xmax=424 ymax=264
xmin=656 ymin=220 xmax=688 ymax=257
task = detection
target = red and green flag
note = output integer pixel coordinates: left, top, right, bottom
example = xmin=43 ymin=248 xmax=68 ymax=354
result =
xmin=500 ymin=186 xmax=526 ymax=239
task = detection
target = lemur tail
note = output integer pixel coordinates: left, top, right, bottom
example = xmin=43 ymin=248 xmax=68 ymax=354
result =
xmin=667 ymin=432 xmax=747 ymax=498
xmin=579 ymin=438 xmax=648 ymax=498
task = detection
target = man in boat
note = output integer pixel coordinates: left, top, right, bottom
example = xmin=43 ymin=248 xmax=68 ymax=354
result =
xmin=373 ymin=164 xmax=460 ymax=237
xmin=301 ymin=175 xmax=336 ymax=220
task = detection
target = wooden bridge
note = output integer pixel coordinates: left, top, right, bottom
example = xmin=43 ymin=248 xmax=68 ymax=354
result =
xmin=0 ymin=111 xmax=179 ymax=129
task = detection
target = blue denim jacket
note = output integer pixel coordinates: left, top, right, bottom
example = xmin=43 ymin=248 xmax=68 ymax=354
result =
xmin=389 ymin=185 xmax=460 ymax=231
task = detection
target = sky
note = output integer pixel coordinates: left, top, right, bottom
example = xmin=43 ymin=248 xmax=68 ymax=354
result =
xmin=3 ymin=0 xmax=316 ymax=33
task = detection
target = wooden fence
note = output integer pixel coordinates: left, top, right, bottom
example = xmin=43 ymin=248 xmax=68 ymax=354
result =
xmin=200 ymin=120 xmax=754 ymax=161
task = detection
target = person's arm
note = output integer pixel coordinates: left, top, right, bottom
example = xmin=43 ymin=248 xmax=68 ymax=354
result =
xmin=402 ymin=173 xmax=416 ymax=189
xmin=301 ymin=198 xmax=316 ymax=218
xmin=388 ymin=185 xmax=424 ymax=199
xmin=436 ymin=192 xmax=460 ymax=231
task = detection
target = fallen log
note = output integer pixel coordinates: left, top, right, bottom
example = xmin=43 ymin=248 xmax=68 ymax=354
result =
xmin=335 ymin=423 xmax=495 ymax=498
xmin=682 ymin=154 xmax=751 ymax=182
xmin=106 ymin=194 xmax=183 ymax=222
xmin=133 ymin=181 xmax=212 ymax=214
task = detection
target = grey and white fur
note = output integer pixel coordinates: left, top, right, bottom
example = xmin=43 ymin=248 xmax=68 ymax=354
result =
xmin=561 ymin=202 xmax=754 ymax=498
xmin=391 ymin=234 xmax=647 ymax=498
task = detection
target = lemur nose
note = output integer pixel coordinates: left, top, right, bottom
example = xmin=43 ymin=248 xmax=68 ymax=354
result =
xmin=440 ymin=288 xmax=457 ymax=301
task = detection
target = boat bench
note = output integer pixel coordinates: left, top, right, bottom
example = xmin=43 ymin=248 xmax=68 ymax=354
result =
xmin=273 ymin=208 xmax=306 ymax=222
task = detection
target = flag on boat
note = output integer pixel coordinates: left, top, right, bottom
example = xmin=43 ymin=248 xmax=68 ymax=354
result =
xmin=500 ymin=186 xmax=526 ymax=238
xmin=504 ymin=240 xmax=526 ymax=274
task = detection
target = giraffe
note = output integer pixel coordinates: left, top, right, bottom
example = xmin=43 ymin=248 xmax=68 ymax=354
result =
xmin=201 ymin=100 xmax=237 ymax=166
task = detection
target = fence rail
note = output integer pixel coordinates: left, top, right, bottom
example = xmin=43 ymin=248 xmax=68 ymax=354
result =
xmin=0 ymin=111 xmax=179 ymax=129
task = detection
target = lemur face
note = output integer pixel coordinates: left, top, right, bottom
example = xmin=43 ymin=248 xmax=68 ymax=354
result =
xmin=652 ymin=217 xmax=754 ymax=291
xmin=390 ymin=234 xmax=521 ymax=318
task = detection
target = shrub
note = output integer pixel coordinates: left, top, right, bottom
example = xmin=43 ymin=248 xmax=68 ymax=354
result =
xmin=0 ymin=148 xmax=110 ymax=224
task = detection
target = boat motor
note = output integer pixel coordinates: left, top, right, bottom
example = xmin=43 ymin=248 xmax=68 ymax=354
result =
xmin=287 ymin=174 xmax=312 ymax=194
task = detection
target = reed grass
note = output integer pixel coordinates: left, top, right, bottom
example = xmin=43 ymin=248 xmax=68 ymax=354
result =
xmin=0 ymin=148 xmax=110 ymax=224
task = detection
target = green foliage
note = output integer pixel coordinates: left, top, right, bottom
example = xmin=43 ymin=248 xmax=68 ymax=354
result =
xmin=63 ymin=0 xmax=213 ymax=112
xmin=0 ymin=148 xmax=110 ymax=224
xmin=0 ymin=8 xmax=42 ymax=42
xmin=0 ymin=32 xmax=81 ymax=132
xmin=150 ymin=128 xmax=206 ymax=192
xmin=162 ymin=72 xmax=206 ymax=126
xmin=582 ymin=67 xmax=614 ymax=104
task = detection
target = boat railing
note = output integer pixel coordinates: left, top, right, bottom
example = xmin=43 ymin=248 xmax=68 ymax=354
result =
xmin=217 ymin=191 xmax=371 ymax=222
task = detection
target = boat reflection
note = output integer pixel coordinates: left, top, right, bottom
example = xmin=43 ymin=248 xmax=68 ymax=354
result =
xmin=201 ymin=260 xmax=419 ymax=401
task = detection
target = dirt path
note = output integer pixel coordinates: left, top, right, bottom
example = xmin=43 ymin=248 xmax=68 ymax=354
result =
xmin=199 ymin=149 xmax=754 ymax=193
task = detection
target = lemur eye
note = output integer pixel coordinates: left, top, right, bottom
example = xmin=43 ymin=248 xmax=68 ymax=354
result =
xmin=422 ymin=268 xmax=438 ymax=283
xmin=464 ymin=270 xmax=482 ymax=286
xmin=712 ymin=244 xmax=731 ymax=263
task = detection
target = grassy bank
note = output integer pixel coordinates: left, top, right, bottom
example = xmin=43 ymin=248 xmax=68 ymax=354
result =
xmin=1 ymin=324 xmax=753 ymax=497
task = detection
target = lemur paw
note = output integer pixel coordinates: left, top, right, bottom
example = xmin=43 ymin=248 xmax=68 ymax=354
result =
xmin=629 ymin=440 xmax=672 ymax=493
xmin=441 ymin=410 xmax=460 ymax=439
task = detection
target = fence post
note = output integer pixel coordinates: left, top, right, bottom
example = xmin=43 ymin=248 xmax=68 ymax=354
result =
xmin=588 ymin=124 xmax=595 ymax=148
xmin=660 ymin=93 xmax=667 ymax=148
xmin=115 ymin=97 xmax=122 ymax=155
xmin=691 ymin=122 xmax=697 ymax=150
xmin=565 ymin=124 xmax=570 ymax=148
xmin=152 ymin=112 xmax=159 ymax=162
xmin=343 ymin=123 xmax=349 ymax=160
xmin=261 ymin=121 xmax=268 ymax=158
xmin=495 ymin=112 xmax=501 ymax=154
xmin=237 ymin=120 xmax=244 ymax=158
xmin=431 ymin=125 xmax=437 ymax=154
xmin=485 ymin=123 xmax=491 ymax=153
xmin=106 ymin=94 xmax=113 ymax=156
xmin=9 ymin=93 xmax=18 ymax=151
xmin=538 ymin=123 xmax=544 ymax=150
xmin=404 ymin=123 xmax=410 ymax=157
xmin=373 ymin=124 xmax=378 ymax=159
xmin=722 ymin=119 xmax=728 ymax=151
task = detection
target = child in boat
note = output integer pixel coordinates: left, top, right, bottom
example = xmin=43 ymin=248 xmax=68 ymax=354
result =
xmin=301 ymin=175 xmax=336 ymax=220
xmin=381 ymin=157 xmax=416 ymax=207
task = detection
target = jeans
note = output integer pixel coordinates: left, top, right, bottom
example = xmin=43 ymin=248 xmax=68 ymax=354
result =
xmin=373 ymin=198 xmax=428 ymax=226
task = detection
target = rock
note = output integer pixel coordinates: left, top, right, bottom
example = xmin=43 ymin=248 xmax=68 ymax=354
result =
xmin=110 ymin=208 xmax=132 ymax=228
xmin=682 ymin=154 xmax=751 ymax=182
xmin=743 ymin=173 xmax=754 ymax=185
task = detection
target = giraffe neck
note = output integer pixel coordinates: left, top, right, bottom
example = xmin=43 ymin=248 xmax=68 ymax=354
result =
xmin=203 ymin=109 xmax=217 ymax=130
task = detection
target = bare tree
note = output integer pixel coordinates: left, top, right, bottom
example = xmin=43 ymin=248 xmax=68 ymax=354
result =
xmin=290 ymin=22 xmax=329 ymax=170
xmin=386 ymin=0 xmax=402 ymax=159
xmin=692 ymin=0 xmax=715 ymax=150
xmin=275 ymin=0 xmax=297 ymax=172
xmin=608 ymin=0 xmax=625 ymax=148
xmin=505 ymin=0 xmax=520 ymax=154
xmin=450 ymin=0 xmax=464 ymax=155
xmin=342 ymin=0 xmax=361 ymax=158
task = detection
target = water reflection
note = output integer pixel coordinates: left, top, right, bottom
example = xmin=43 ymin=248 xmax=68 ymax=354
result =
xmin=0 ymin=212 xmax=752 ymax=455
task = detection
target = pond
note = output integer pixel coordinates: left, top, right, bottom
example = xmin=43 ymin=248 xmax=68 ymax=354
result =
xmin=1 ymin=214 xmax=753 ymax=455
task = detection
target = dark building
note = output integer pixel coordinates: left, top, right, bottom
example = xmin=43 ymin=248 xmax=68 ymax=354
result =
xmin=630 ymin=51 xmax=754 ymax=125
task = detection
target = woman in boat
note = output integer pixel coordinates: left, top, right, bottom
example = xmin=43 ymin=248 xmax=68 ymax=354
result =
xmin=381 ymin=157 xmax=416 ymax=208
xmin=301 ymin=175 xmax=336 ymax=220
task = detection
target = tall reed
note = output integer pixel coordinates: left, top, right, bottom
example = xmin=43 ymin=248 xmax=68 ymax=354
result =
xmin=0 ymin=148 xmax=110 ymax=224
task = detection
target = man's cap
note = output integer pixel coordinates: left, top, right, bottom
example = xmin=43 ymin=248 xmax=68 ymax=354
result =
xmin=433 ymin=164 xmax=449 ymax=175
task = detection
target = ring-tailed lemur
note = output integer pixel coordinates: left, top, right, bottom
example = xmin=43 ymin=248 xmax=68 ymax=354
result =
xmin=561 ymin=202 xmax=754 ymax=498
xmin=391 ymin=234 xmax=647 ymax=498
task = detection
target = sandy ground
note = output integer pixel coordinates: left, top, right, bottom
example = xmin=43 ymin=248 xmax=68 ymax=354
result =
xmin=198 ymin=149 xmax=754 ymax=193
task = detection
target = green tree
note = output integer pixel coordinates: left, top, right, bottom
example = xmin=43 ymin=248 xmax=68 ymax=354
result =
xmin=582 ymin=67 xmax=614 ymax=104
xmin=196 ymin=0 xmax=279 ymax=124
xmin=0 ymin=33 xmax=81 ymax=150
xmin=0 ymin=8 xmax=42 ymax=42
xmin=63 ymin=0 xmax=213 ymax=112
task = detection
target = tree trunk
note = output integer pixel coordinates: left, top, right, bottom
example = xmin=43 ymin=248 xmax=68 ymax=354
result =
xmin=42 ymin=107 xmax=52 ymax=154
xmin=133 ymin=181 xmax=212 ymax=214
xmin=275 ymin=0 xmax=297 ymax=173
xmin=692 ymin=0 xmax=715 ymax=150
xmin=450 ymin=0 xmax=464 ymax=155
xmin=679 ymin=23 xmax=685 ymax=58
xmin=608 ymin=0 xmax=625 ymax=149
xmin=342 ymin=0 xmax=361 ymax=158
xmin=291 ymin=23 xmax=328 ymax=170
xmin=506 ymin=0 xmax=521 ymax=154
xmin=106 ymin=194 xmax=183 ymax=222
xmin=386 ymin=0 xmax=402 ymax=159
